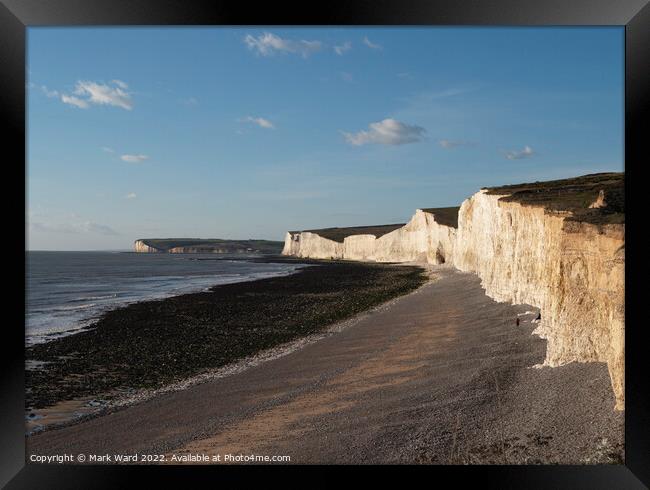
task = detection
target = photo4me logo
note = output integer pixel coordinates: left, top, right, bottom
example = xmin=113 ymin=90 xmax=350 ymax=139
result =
xmin=224 ymin=453 xmax=291 ymax=463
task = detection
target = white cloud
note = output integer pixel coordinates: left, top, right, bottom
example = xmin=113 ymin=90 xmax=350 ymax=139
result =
xmin=101 ymin=146 xmax=115 ymax=153
xmin=182 ymin=97 xmax=199 ymax=107
xmin=40 ymin=85 xmax=59 ymax=98
xmin=240 ymin=116 xmax=275 ymax=129
xmin=439 ymin=139 xmax=474 ymax=149
xmin=60 ymin=80 xmax=133 ymax=110
xmin=30 ymin=222 xmax=77 ymax=234
xmin=342 ymin=118 xmax=425 ymax=146
xmin=244 ymin=32 xmax=323 ymax=58
xmin=29 ymin=82 xmax=60 ymax=98
xmin=432 ymin=88 xmax=468 ymax=98
xmin=29 ymin=79 xmax=131 ymax=109
xmin=81 ymin=222 xmax=119 ymax=235
xmin=120 ymin=154 xmax=149 ymax=163
xmin=340 ymin=72 xmax=354 ymax=83
xmin=334 ymin=41 xmax=351 ymax=55
xmin=61 ymin=94 xmax=89 ymax=109
xmin=403 ymin=85 xmax=481 ymax=107
xmin=505 ymin=145 xmax=535 ymax=160
xmin=363 ymin=36 xmax=382 ymax=50
xmin=125 ymin=192 xmax=137 ymax=199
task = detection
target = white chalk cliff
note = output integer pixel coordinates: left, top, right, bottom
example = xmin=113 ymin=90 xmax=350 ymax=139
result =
xmin=283 ymin=185 xmax=625 ymax=410
xmin=133 ymin=239 xmax=163 ymax=253
xmin=282 ymin=209 xmax=456 ymax=264
xmin=453 ymin=190 xmax=624 ymax=410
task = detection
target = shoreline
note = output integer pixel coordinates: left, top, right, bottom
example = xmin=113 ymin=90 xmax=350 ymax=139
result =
xmin=27 ymin=267 xmax=622 ymax=464
xmin=27 ymin=263 xmax=437 ymax=435
xmin=26 ymin=260 xmax=428 ymax=432
xmin=26 ymin=253 xmax=305 ymax=347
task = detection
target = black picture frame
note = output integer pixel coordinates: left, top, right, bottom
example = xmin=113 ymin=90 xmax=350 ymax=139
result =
xmin=2 ymin=0 xmax=648 ymax=487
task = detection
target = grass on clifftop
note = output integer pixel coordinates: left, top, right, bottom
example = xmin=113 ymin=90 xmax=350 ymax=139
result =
xmin=290 ymin=224 xmax=406 ymax=243
xmin=419 ymin=207 xmax=461 ymax=228
xmin=484 ymin=172 xmax=624 ymax=225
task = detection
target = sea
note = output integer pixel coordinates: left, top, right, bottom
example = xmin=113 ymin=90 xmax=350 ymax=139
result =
xmin=26 ymin=251 xmax=304 ymax=346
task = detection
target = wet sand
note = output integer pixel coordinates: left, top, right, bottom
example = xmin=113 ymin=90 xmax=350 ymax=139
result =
xmin=26 ymin=268 xmax=623 ymax=464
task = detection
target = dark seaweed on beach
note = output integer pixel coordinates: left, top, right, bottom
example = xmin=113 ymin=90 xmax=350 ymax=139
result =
xmin=25 ymin=262 xmax=427 ymax=410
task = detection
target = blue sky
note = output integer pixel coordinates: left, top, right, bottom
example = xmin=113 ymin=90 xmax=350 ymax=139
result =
xmin=27 ymin=27 xmax=623 ymax=250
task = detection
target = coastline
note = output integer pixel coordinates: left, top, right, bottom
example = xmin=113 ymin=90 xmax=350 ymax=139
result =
xmin=26 ymin=252 xmax=303 ymax=346
xmin=27 ymin=267 xmax=622 ymax=464
xmin=25 ymin=260 xmax=428 ymax=432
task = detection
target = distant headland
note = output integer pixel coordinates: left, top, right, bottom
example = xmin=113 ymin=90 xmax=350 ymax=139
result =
xmin=134 ymin=238 xmax=283 ymax=254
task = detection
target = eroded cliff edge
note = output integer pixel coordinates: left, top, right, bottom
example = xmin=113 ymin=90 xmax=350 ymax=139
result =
xmin=283 ymin=173 xmax=625 ymax=410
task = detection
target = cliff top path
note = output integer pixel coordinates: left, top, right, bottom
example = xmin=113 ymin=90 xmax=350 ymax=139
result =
xmin=26 ymin=268 xmax=622 ymax=464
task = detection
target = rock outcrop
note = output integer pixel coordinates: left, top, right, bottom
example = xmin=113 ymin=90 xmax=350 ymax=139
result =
xmin=282 ymin=173 xmax=625 ymax=410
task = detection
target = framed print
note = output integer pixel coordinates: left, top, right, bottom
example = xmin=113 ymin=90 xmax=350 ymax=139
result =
xmin=2 ymin=0 xmax=648 ymax=487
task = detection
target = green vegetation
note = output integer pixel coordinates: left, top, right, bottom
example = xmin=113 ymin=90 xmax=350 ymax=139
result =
xmin=290 ymin=224 xmax=406 ymax=243
xmin=420 ymin=206 xmax=461 ymax=228
xmin=138 ymin=238 xmax=284 ymax=253
xmin=484 ymin=172 xmax=624 ymax=225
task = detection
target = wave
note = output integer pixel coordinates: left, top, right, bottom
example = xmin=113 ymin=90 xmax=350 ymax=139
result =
xmin=53 ymin=303 xmax=97 ymax=312
xmin=27 ymin=261 xmax=307 ymax=344
xmin=70 ymin=294 xmax=118 ymax=302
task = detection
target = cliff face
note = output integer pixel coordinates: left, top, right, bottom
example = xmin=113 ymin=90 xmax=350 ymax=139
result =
xmin=342 ymin=234 xmax=377 ymax=261
xmin=134 ymin=239 xmax=163 ymax=253
xmin=282 ymin=232 xmax=300 ymax=256
xmin=454 ymin=190 xmax=624 ymax=409
xmin=282 ymin=209 xmax=457 ymax=264
xmin=283 ymin=231 xmax=343 ymax=260
xmin=374 ymin=209 xmax=456 ymax=264
xmin=282 ymin=174 xmax=625 ymax=410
